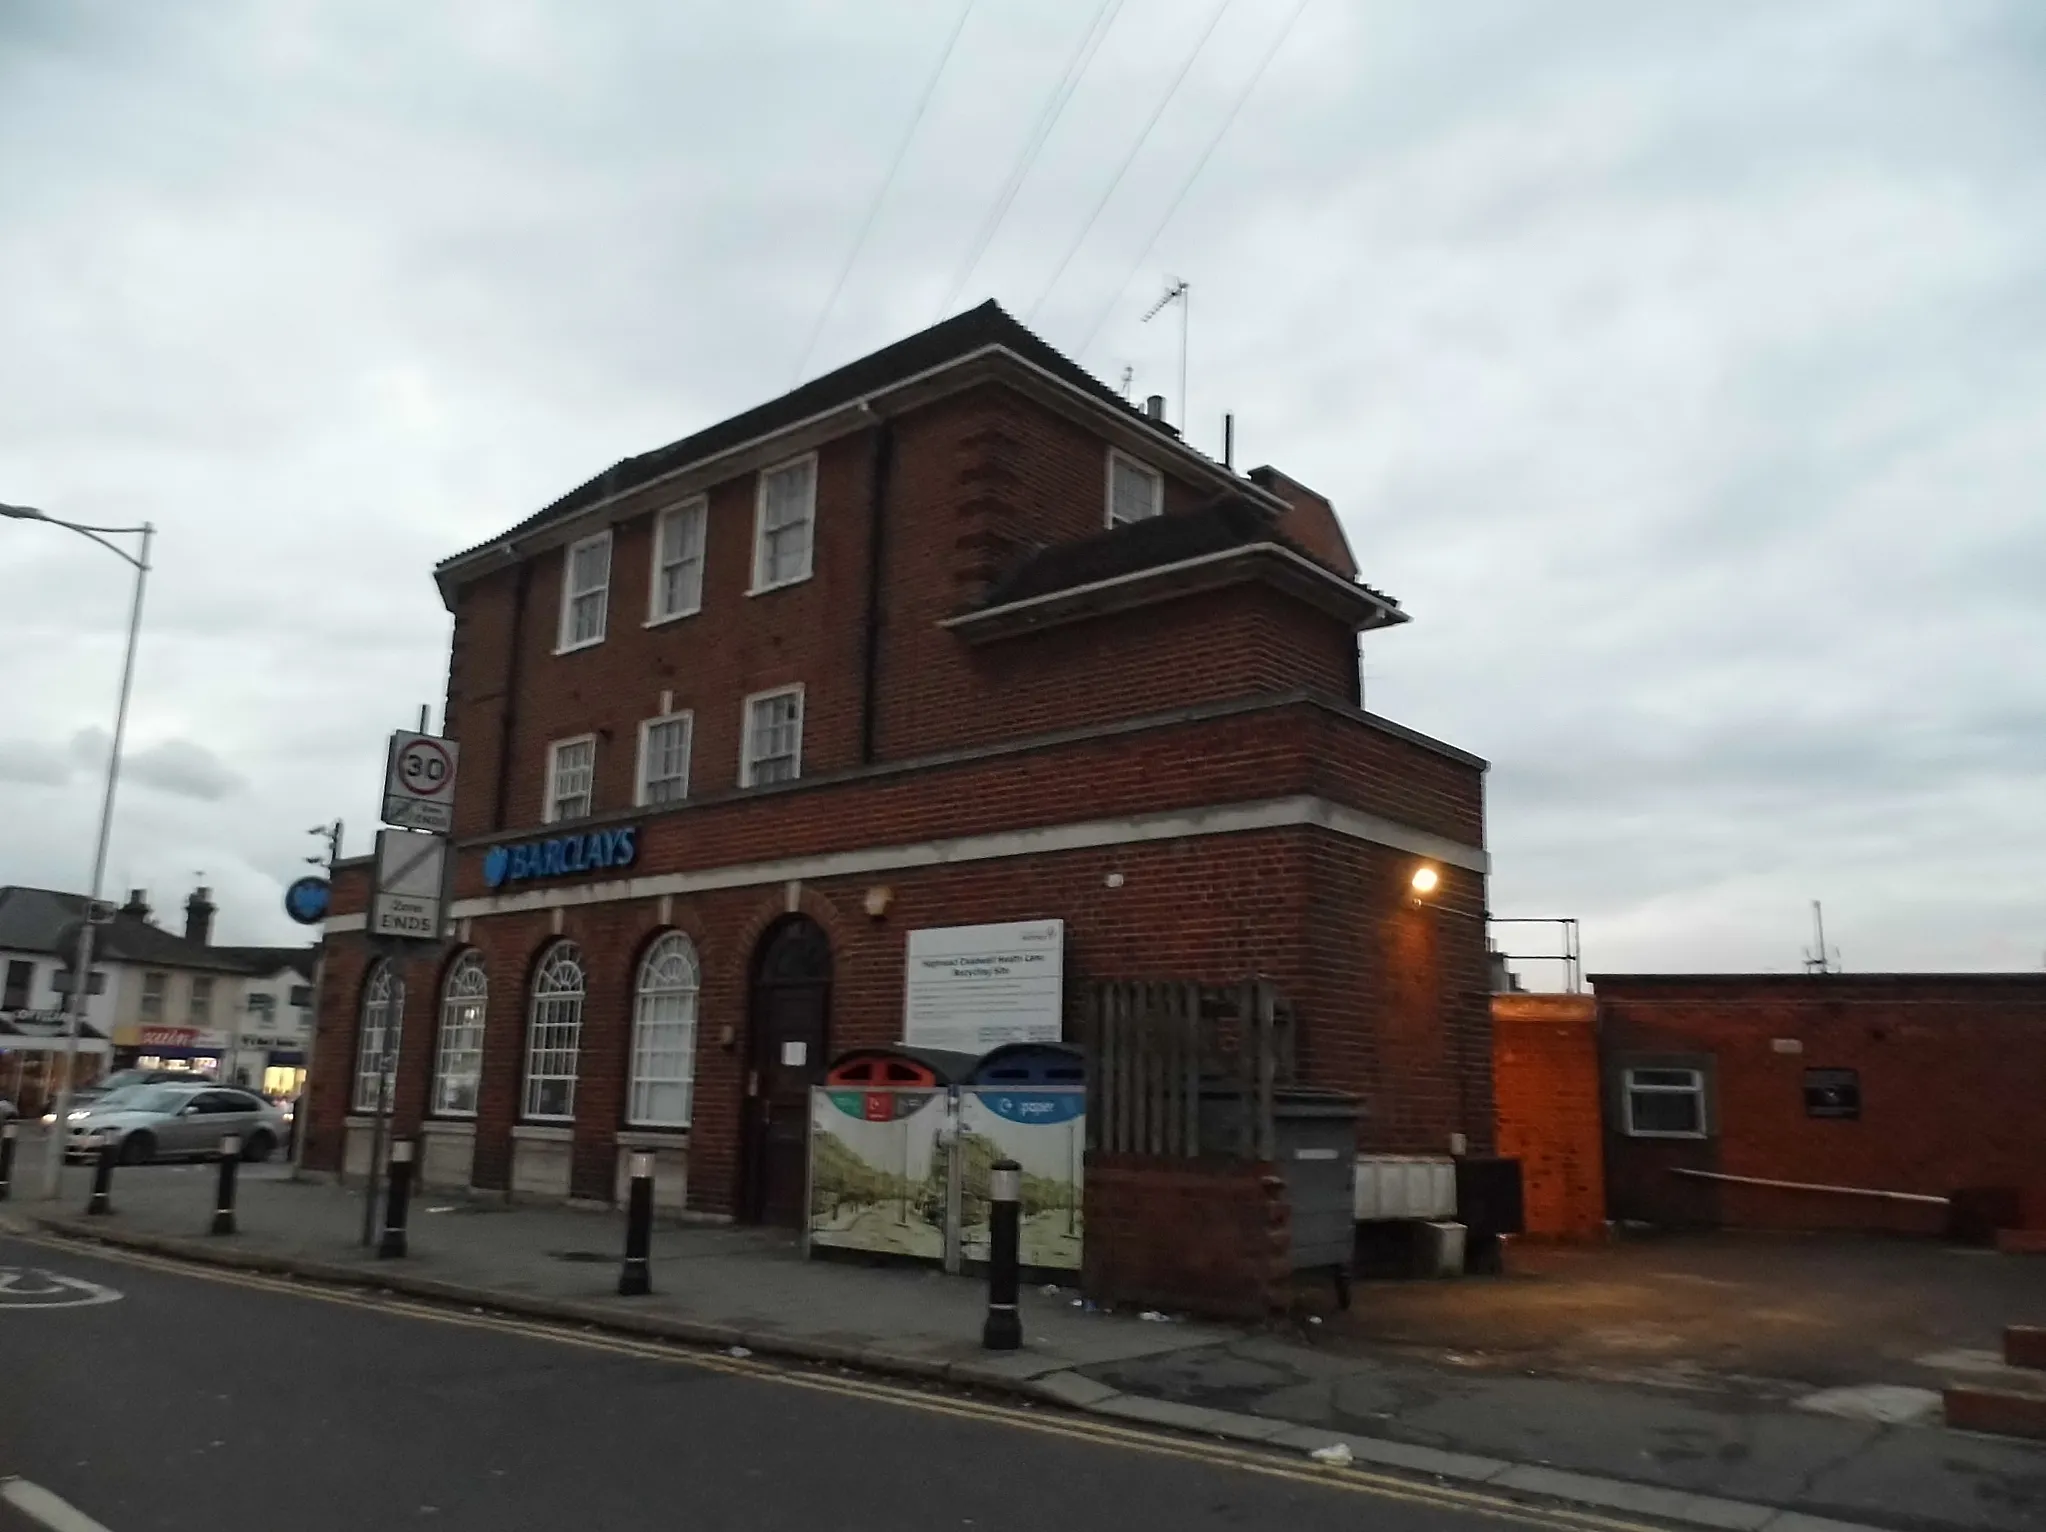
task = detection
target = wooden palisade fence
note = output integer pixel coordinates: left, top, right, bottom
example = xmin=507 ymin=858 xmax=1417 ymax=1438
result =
xmin=1080 ymin=978 xmax=1295 ymax=1162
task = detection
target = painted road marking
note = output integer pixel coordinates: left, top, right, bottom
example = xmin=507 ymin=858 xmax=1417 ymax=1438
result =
xmin=1 ymin=1478 xmax=116 ymax=1532
xmin=0 ymin=1268 xmax=122 ymax=1310
xmin=18 ymin=1236 xmax=1679 ymax=1532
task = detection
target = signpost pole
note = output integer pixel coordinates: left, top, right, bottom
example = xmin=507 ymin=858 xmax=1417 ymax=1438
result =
xmin=359 ymin=945 xmax=397 ymax=1249
xmin=289 ymin=819 xmax=340 ymax=1178
xmin=354 ymin=720 xmax=456 ymax=1246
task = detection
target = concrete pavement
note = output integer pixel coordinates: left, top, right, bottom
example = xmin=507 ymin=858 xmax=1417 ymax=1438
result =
xmin=5 ymin=1165 xmax=2040 ymax=1532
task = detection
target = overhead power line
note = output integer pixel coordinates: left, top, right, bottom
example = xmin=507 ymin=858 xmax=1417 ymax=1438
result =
xmin=1074 ymin=0 xmax=1311 ymax=360
xmin=791 ymin=0 xmax=978 ymax=387
xmin=934 ymin=0 xmax=1123 ymax=322
xmin=1023 ymin=0 xmax=1233 ymax=325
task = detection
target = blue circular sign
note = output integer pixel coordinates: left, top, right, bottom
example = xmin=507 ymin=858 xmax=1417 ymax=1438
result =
xmin=283 ymin=877 xmax=330 ymax=926
xmin=482 ymin=846 xmax=511 ymax=889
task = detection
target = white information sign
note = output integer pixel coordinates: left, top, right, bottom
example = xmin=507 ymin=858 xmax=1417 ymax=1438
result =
xmin=369 ymin=828 xmax=448 ymax=941
xmin=902 ymin=919 xmax=1065 ymax=1053
xmin=382 ymin=730 xmax=461 ymax=833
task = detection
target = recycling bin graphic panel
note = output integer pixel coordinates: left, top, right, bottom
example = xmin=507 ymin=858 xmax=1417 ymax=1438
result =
xmin=956 ymin=1087 xmax=1085 ymax=1272
xmin=808 ymin=1086 xmax=953 ymax=1261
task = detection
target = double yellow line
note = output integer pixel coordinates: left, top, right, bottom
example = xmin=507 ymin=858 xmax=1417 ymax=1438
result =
xmin=28 ymin=1235 xmax=1673 ymax=1532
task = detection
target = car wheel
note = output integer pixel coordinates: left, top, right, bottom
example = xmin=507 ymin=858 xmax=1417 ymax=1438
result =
xmin=241 ymin=1131 xmax=275 ymax=1164
xmin=120 ymin=1131 xmax=155 ymax=1165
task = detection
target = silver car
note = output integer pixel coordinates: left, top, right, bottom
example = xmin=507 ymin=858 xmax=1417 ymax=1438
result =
xmin=65 ymin=1082 xmax=288 ymax=1165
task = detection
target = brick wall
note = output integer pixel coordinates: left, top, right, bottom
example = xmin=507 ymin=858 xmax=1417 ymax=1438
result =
xmin=1491 ymin=993 xmax=1604 ymax=1240
xmin=304 ymin=812 xmax=1494 ymax=1215
xmin=1301 ymin=837 xmax=1492 ymax=1155
xmin=1596 ymin=975 xmax=2046 ymax=1235
xmin=429 ymin=699 xmax=1479 ymax=907
xmin=1082 ymin=1154 xmax=1290 ymax=1320
xmin=444 ymin=385 xmax=1289 ymax=838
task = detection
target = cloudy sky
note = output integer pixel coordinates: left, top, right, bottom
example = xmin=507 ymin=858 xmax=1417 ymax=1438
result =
xmin=3 ymin=0 xmax=2041 ymax=974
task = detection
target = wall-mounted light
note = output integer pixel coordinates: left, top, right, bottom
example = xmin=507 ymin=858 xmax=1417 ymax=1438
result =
xmin=863 ymin=885 xmax=893 ymax=919
xmin=1410 ymin=865 xmax=1440 ymax=897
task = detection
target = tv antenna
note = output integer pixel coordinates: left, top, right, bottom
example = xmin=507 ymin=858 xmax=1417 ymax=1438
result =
xmin=1117 ymin=364 xmax=1134 ymax=400
xmin=1802 ymin=900 xmax=1840 ymax=974
xmin=1141 ymin=278 xmax=1189 ymax=430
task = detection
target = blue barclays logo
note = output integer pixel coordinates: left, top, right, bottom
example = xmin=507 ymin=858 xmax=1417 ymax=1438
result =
xmin=482 ymin=826 xmax=639 ymax=890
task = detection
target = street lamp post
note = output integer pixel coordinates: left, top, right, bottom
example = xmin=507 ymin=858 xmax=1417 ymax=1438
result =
xmin=0 ymin=503 xmax=154 ymax=1199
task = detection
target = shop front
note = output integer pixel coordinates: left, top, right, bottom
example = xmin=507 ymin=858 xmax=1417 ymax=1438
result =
xmin=116 ymin=1023 xmax=230 ymax=1077
xmin=1 ymin=1011 xmax=114 ymax=1115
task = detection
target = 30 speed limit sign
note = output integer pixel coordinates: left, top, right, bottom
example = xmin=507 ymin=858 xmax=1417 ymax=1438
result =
xmin=381 ymin=730 xmax=461 ymax=832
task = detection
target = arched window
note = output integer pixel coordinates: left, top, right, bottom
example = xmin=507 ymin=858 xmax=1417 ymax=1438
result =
xmin=433 ymin=952 xmax=488 ymax=1116
xmin=523 ymin=941 xmax=585 ymax=1121
xmin=354 ymin=962 xmax=402 ymax=1114
xmin=629 ymin=933 xmax=699 ymax=1127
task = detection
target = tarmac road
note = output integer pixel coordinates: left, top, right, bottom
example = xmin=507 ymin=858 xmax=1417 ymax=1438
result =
xmin=0 ymin=1231 xmax=1672 ymax=1532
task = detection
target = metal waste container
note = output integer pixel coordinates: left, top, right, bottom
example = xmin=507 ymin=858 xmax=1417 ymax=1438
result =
xmin=1200 ymin=1084 xmax=1361 ymax=1304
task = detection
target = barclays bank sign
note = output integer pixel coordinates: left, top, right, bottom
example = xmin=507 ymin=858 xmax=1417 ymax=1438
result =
xmin=482 ymin=825 xmax=639 ymax=889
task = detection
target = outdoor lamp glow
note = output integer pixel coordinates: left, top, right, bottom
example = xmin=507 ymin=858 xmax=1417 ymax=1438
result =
xmin=1410 ymin=865 xmax=1440 ymax=896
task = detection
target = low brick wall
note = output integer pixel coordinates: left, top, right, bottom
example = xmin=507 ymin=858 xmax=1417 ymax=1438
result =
xmin=1081 ymin=1153 xmax=1289 ymax=1320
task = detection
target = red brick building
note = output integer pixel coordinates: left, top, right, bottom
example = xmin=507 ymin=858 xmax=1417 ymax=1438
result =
xmin=1593 ymin=973 xmax=2046 ymax=1235
xmin=304 ymin=304 xmax=1493 ymax=1221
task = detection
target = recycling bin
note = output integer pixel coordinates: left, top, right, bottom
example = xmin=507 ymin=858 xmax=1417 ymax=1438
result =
xmin=808 ymin=1048 xmax=976 ymax=1263
xmin=824 ymin=1046 xmax=980 ymax=1088
xmin=965 ymin=1041 xmax=1086 ymax=1088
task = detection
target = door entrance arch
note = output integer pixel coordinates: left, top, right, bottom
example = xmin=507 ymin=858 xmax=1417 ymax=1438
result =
xmin=742 ymin=915 xmax=832 ymax=1224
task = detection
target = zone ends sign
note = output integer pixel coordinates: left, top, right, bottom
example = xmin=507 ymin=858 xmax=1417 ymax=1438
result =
xmin=382 ymin=730 xmax=460 ymax=833
xmin=369 ymin=828 xmax=448 ymax=942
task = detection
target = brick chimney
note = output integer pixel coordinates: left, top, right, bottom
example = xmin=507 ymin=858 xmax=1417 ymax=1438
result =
xmin=119 ymin=889 xmax=151 ymax=921
xmin=184 ymin=886 xmax=216 ymax=946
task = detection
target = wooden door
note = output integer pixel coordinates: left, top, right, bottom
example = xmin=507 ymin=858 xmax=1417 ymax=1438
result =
xmin=742 ymin=918 xmax=832 ymax=1225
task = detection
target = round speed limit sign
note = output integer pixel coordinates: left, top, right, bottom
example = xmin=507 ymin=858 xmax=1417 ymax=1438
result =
xmin=383 ymin=731 xmax=460 ymax=830
xmin=399 ymin=738 xmax=454 ymax=793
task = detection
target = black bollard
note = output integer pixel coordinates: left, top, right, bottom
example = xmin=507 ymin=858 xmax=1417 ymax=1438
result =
xmin=87 ymin=1135 xmax=116 ymax=1216
xmin=982 ymin=1158 xmax=1022 ymax=1351
xmin=0 ymin=1120 xmax=17 ymax=1201
xmin=378 ymin=1138 xmax=415 ymax=1259
xmin=618 ymin=1150 xmax=654 ymax=1296
xmin=211 ymin=1133 xmax=242 ymax=1235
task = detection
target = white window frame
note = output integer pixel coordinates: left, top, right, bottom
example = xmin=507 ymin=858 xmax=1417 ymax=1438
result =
xmin=1105 ymin=448 xmax=1163 ymax=527
xmin=544 ymin=734 xmax=597 ymax=823
xmin=646 ymin=497 xmax=708 ymax=625
xmin=556 ymin=530 xmax=613 ymax=652
xmin=627 ymin=933 xmax=700 ymax=1128
xmin=432 ymin=952 xmax=488 ymax=1118
xmin=1621 ymin=1066 xmax=1708 ymax=1140
xmin=750 ymin=452 xmax=817 ymax=594
xmin=635 ymin=710 xmax=694 ymax=807
xmin=354 ymin=962 xmax=403 ymax=1115
xmin=140 ymin=970 xmax=166 ymax=1020
xmin=522 ymin=941 xmax=585 ymax=1122
xmin=187 ymin=975 xmax=214 ymax=1026
xmin=740 ymin=684 xmax=805 ymax=788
